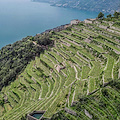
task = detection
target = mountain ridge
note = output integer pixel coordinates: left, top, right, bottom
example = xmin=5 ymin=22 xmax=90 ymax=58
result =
xmin=32 ymin=0 xmax=120 ymax=13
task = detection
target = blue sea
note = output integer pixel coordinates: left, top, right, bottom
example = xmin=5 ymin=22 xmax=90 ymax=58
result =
xmin=0 ymin=0 xmax=98 ymax=49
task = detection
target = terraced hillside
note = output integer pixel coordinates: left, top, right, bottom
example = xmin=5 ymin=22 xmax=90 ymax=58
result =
xmin=0 ymin=18 xmax=120 ymax=120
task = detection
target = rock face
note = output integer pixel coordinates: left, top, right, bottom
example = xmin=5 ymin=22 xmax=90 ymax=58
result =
xmin=32 ymin=0 xmax=120 ymax=13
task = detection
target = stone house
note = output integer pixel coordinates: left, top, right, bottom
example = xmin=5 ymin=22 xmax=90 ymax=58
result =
xmin=70 ymin=19 xmax=81 ymax=25
xmin=84 ymin=18 xmax=96 ymax=24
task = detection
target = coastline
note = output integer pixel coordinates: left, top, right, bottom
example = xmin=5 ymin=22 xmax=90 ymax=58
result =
xmin=0 ymin=0 xmax=99 ymax=49
xmin=0 ymin=23 xmax=70 ymax=50
xmin=32 ymin=0 xmax=117 ymax=14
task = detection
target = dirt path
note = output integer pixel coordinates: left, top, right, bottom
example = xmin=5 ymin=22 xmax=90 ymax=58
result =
xmin=71 ymin=88 xmax=76 ymax=106
xmin=119 ymin=69 xmax=120 ymax=79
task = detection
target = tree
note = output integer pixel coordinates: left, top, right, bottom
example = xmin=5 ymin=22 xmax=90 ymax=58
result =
xmin=98 ymin=12 xmax=104 ymax=19
xmin=66 ymin=27 xmax=71 ymax=31
xmin=107 ymin=14 xmax=112 ymax=18
xmin=21 ymin=114 xmax=27 ymax=120
xmin=0 ymin=99 xmax=4 ymax=106
xmin=113 ymin=11 xmax=119 ymax=18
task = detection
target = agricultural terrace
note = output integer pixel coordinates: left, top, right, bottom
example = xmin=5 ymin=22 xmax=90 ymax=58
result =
xmin=0 ymin=18 xmax=120 ymax=120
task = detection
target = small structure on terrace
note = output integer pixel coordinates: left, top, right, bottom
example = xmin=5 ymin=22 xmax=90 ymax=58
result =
xmin=27 ymin=111 xmax=46 ymax=120
xmin=55 ymin=62 xmax=66 ymax=73
xmin=84 ymin=18 xmax=96 ymax=24
xmin=70 ymin=19 xmax=81 ymax=25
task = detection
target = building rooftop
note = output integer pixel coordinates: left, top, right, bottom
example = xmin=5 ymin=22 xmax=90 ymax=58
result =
xmin=86 ymin=18 xmax=96 ymax=21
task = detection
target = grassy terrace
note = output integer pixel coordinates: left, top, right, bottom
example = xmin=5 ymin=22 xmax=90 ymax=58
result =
xmin=81 ymin=66 xmax=90 ymax=79
xmin=0 ymin=18 xmax=120 ymax=120
xmin=89 ymin=60 xmax=102 ymax=77
xmin=104 ymin=56 xmax=115 ymax=83
xmin=93 ymin=38 xmax=120 ymax=52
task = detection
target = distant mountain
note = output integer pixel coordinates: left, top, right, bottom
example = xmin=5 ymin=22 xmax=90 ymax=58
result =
xmin=32 ymin=0 xmax=120 ymax=13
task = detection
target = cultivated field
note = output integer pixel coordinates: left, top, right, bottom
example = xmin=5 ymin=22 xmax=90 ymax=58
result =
xmin=0 ymin=18 xmax=120 ymax=120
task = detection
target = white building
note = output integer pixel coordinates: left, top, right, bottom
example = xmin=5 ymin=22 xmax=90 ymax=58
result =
xmin=84 ymin=19 xmax=96 ymax=24
xmin=70 ymin=19 xmax=81 ymax=25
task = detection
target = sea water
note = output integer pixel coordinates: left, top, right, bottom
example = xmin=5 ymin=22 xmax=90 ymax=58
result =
xmin=0 ymin=0 xmax=98 ymax=49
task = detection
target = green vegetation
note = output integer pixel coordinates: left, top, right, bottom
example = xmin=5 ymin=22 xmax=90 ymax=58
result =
xmin=98 ymin=12 xmax=104 ymax=19
xmin=113 ymin=11 xmax=120 ymax=18
xmin=0 ymin=33 xmax=53 ymax=91
xmin=0 ymin=13 xmax=120 ymax=120
xmin=51 ymin=79 xmax=120 ymax=120
xmin=81 ymin=66 xmax=90 ymax=79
